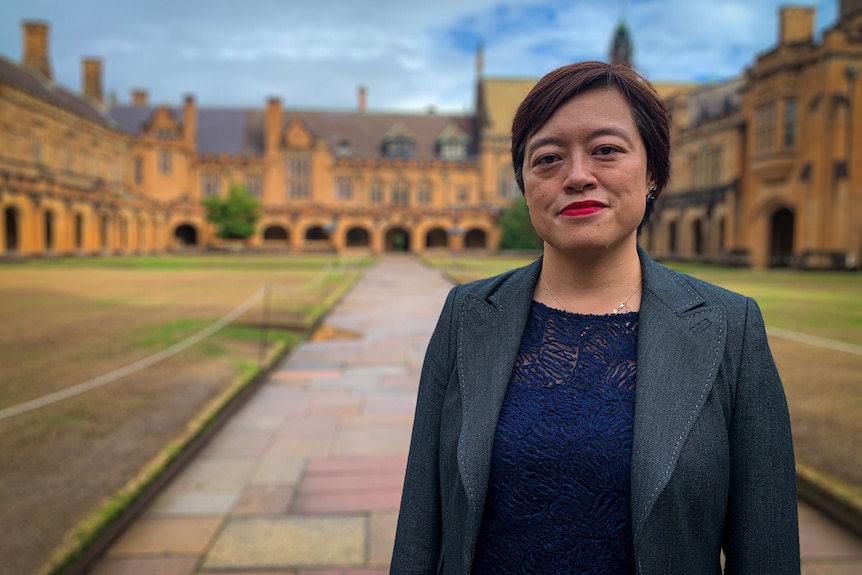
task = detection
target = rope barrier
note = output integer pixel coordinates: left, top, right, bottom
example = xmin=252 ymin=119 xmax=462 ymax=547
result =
xmin=0 ymin=260 xmax=358 ymax=422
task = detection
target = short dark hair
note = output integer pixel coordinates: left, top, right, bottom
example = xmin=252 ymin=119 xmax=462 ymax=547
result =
xmin=511 ymin=61 xmax=670 ymax=195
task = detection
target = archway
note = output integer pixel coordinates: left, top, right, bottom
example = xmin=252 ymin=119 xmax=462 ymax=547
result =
xmin=769 ymin=208 xmax=794 ymax=268
xmin=464 ymin=228 xmax=487 ymax=249
xmin=264 ymin=225 xmax=289 ymax=241
xmin=174 ymin=224 xmax=198 ymax=246
xmin=4 ymin=207 xmax=19 ymax=252
xmin=100 ymin=215 xmax=110 ymax=250
xmin=305 ymin=226 xmax=329 ymax=241
xmin=44 ymin=210 xmax=55 ymax=251
xmin=74 ymin=214 xmax=84 ymax=250
xmin=385 ymin=227 xmax=410 ymax=252
xmin=346 ymin=227 xmax=370 ymax=247
xmin=668 ymin=221 xmax=678 ymax=254
xmin=425 ymin=228 xmax=448 ymax=248
xmin=692 ymin=219 xmax=703 ymax=255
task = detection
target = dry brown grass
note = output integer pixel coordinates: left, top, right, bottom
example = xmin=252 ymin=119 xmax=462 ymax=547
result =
xmin=0 ymin=255 xmax=364 ymax=575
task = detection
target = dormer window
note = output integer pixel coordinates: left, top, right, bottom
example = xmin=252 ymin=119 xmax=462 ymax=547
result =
xmin=335 ymin=140 xmax=352 ymax=157
xmin=437 ymin=123 xmax=470 ymax=161
xmin=383 ymin=123 xmax=416 ymax=159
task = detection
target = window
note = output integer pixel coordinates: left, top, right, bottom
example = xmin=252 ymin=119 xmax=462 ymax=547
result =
xmin=159 ymin=149 xmax=172 ymax=174
xmin=286 ymin=153 xmax=312 ymax=199
xmin=418 ymin=180 xmax=432 ymax=204
xmin=498 ymin=166 xmax=520 ymax=199
xmin=202 ymin=173 xmax=220 ymax=197
xmin=457 ymin=187 xmax=469 ymax=203
xmin=335 ymin=176 xmax=353 ymax=200
xmin=370 ymin=179 xmax=384 ymax=203
xmin=709 ymin=146 xmax=723 ymax=185
xmin=440 ymin=140 xmax=467 ymax=161
xmin=335 ymin=140 xmax=352 ymax=157
xmin=391 ymin=179 xmax=410 ymax=205
xmin=783 ymin=99 xmax=797 ymax=149
xmin=386 ymin=137 xmax=415 ymax=159
xmin=245 ymin=173 xmax=263 ymax=197
xmin=134 ymin=156 xmax=143 ymax=184
xmin=755 ymin=102 xmax=777 ymax=153
xmin=32 ymin=138 xmax=42 ymax=164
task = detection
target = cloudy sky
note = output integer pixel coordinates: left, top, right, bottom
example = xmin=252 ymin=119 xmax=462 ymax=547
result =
xmin=0 ymin=0 xmax=839 ymax=113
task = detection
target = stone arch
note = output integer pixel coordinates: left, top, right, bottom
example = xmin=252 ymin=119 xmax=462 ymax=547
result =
xmin=385 ymin=226 xmax=410 ymax=252
xmin=692 ymin=218 xmax=704 ymax=255
xmin=305 ymin=225 xmax=329 ymax=241
xmin=44 ymin=210 xmax=55 ymax=251
xmin=174 ymin=223 xmax=198 ymax=246
xmin=4 ymin=206 xmax=19 ymax=252
xmin=769 ymin=208 xmax=794 ymax=268
xmin=425 ymin=227 xmax=448 ymax=248
xmin=74 ymin=213 xmax=85 ymax=250
xmin=346 ymin=226 xmax=371 ymax=247
xmin=668 ymin=220 xmax=679 ymax=254
xmin=464 ymin=228 xmax=487 ymax=249
xmin=263 ymin=225 xmax=289 ymax=241
xmin=100 ymin=214 xmax=110 ymax=250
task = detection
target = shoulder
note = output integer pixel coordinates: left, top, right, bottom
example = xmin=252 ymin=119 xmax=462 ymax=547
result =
xmin=449 ymin=257 xmax=542 ymax=308
xmin=640 ymin=252 xmax=752 ymax=312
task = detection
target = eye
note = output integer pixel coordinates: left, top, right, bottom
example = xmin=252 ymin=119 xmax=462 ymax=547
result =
xmin=534 ymin=154 xmax=560 ymax=165
xmin=595 ymin=145 xmax=619 ymax=156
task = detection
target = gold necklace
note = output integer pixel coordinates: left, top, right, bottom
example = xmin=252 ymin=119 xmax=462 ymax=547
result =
xmin=543 ymin=278 xmax=642 ymax=315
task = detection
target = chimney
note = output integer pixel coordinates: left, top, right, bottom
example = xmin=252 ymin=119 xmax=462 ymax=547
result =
xmin=132 ymin=89 xmax=149 ymax=106
xmin=82 ymin=58 xmax=103 ymax=104
xmin=779 ymin=6 xmax=815 ymax=45
xmin=358 ymin=85 xmax=367 ymax=113
xmin=22 ymin=20 xmax=51 ymax=79
xmin=265 ymin=96 xmax=283 ymax=156
xmin=183 ymin=94 xmax=197 ymax=147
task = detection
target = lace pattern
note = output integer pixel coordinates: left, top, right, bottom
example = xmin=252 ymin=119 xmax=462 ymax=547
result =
xmin=472 ymin=301 xmax=638 ymax=574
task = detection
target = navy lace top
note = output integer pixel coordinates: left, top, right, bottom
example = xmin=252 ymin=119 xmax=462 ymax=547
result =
xmin=472 ymin=301 xmax=638 ymax=574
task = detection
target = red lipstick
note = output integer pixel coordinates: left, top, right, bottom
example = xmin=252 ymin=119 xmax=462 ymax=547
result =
xmin=561 ymin=200 xmax=606 ymax=217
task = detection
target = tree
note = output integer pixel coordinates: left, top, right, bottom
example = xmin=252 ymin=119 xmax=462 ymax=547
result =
xmin=202 ymin=184 xmax=261 ymax=240
xmin=499 ymin=196 xmax=543 ymax=250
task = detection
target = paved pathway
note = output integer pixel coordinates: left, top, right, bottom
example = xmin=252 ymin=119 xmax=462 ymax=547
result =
xmin=87 ymin=256 xmax=862 ymax=575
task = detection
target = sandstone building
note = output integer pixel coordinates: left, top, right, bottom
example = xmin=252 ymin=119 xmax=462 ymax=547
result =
xmin=2 ymin=1 xmax=861 ymax=268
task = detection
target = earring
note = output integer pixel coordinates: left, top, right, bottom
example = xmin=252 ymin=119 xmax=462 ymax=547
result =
xmin=647 ymin=187 xmax=657 ymax=203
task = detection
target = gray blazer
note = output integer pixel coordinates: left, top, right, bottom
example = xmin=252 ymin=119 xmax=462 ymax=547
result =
xmin=391 ymin=249 xmax=800 ymax=574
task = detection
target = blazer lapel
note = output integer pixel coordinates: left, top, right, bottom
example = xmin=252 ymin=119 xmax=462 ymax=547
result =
xmin=631 ymin=251 xmax=727 ymax=545
xmin=455 ymin=259 xmax=541 ymax=536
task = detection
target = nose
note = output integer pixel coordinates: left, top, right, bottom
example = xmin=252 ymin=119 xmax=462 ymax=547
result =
xmin=563 ymin=154 xmax=597 ymax=192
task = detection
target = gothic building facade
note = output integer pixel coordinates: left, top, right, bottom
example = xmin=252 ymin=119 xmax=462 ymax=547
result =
xmin=2 ymin=1 xmax=862 ymax=268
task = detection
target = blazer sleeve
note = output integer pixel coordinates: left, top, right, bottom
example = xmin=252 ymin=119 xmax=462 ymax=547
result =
xmin=390 ymin=286 xmax=458 ymax=575
xmin=723 ymin=297 xmax=801 ymax=574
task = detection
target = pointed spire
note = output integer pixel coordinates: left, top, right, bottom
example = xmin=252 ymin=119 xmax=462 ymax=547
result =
xmin=610 ymin=0 xmax=634 ymax=68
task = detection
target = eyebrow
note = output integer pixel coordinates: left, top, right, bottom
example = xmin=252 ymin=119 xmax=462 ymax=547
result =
xmin=526 ymin=126 xmax=635 ymax=158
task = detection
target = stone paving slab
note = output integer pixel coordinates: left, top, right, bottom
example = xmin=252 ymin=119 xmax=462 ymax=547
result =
xmin=107 ymin=517 xmax=224 ymax=556
xmin=202 ymin=516 xmax=366 ymax=570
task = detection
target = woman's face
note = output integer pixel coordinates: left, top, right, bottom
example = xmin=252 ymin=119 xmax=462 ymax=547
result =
xmin=522 ymin=87 xmax=654 ymax=259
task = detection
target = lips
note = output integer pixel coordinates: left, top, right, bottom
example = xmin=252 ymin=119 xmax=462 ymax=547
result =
xmin=560 ymin=200 xmax=607 ymax=217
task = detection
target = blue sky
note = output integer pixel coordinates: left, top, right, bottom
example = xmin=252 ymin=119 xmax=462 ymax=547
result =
xmin=0 ymin=0 xmax=839 ymax=113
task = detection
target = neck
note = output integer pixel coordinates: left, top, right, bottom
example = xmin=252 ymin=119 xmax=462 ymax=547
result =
xmin=537 ymin=242 xmax=643 ymax=314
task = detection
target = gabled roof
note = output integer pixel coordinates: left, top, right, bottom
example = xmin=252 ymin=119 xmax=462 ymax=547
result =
xmin=110 ymin=104 xmax=476 ymax=161
xmin=0 ymin=55 xmax=115 ymax=128
xmin=437 ymin=123 xmax=470 ymax=142
xmin=296 ymin=111 xmax=476 ymax=161
xmin=111 ymin=106 xmax=263 ymax=155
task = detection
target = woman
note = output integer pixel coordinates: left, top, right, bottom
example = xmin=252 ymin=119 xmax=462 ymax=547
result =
xmin=390 ymin=61 xmax=799 ymax=574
